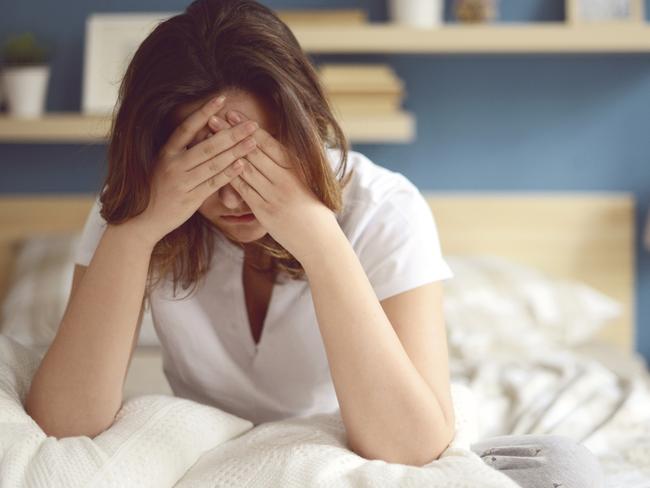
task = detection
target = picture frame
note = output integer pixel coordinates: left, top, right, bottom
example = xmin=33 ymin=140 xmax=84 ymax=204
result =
xmin=566 ymin=0 xmax=646 ymax=25
xmin=82 ymin=13 xmax=178 ymax=114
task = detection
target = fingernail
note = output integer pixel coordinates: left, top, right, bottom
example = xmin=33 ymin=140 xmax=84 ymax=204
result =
xmin=209 ymin=115 xmax=218 ymax=125
xmin=229 ymin=111 xmax=241 ymax=123
xmin=213 ymin=95 xmax=226 ymax=105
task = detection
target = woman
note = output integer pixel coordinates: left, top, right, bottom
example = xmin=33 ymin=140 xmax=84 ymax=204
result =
xmin=25 ymin=0 xmax=604 ymax=485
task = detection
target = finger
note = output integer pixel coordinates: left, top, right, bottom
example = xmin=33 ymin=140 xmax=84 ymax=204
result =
xmin=185 ymin=135 xmax=257 ymax=190
xmin=244 ymin=145 xmax=284 ymax=186
xmin=162 ymin=95 xmax=226 ymax=157
xmin=207 ymin=116 xmax=266 ymax=191
xmin=252 ymin=128 xmax=294 ymax=171
xmin=208 ymin=114 xmax=231 ymax=133
xmin=181 ymin=119 xmax=258 ymax=171
xmin=231 ymin=174 xmax=266 ymax=208
xmin=191 ymin=159 xmax=244 ymax=202
xmin=237 ymin=158 xmax=273 ymax=202
xmin=226 ymin=110 xmax=292 ymax=170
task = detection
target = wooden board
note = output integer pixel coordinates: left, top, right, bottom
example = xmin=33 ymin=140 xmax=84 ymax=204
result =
xmin=424 ymin=193 xmax=635 ymax=353
xmin=0 ymin=111 xmax=415 ymax=144
xmin=288 ymin=23 xmax=650 ymax=54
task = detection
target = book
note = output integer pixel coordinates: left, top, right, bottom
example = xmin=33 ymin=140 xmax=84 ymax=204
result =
xmin=327 ymin=93 xmax=403 ymax=114
xmin=318 ymin=63 xmax=404 ymax=93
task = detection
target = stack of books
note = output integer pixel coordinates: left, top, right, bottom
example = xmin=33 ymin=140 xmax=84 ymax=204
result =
xmin=317 ymin=64 xmax=406 ymax=116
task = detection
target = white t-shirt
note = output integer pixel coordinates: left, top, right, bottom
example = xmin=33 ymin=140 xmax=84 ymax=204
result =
xmin=74 ymin=148 xmax=453 ymax=425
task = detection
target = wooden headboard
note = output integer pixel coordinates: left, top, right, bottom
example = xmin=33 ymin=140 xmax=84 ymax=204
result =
xmin=0 ymin=192 xmax=635 ymax=352
xmin=424 ymin=192 xmax=635 ymax=353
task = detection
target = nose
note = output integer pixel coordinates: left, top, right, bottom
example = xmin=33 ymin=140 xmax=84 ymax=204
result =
xmin=218 ymin=183 xmax=245 ymax=209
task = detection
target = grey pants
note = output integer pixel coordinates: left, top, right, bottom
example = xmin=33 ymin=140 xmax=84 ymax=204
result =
xmin=470 ymin=434 xmax=605 ymax=488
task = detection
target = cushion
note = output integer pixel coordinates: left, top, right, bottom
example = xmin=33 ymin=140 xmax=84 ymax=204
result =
xmin=0 ymin=233 xmax=160 ymax=348
xmin=443 ymin=255 xmax=621 ymax=362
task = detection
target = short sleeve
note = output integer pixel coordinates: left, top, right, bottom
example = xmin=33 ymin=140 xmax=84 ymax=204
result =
xmin=73 ymin=192 xmax=108 ymax=267
xmin=353 ymin=182 xmax=453 ymax=302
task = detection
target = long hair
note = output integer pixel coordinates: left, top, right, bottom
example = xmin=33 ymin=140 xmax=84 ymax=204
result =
xmin=99 ymin=0 xmax=352 ymax=301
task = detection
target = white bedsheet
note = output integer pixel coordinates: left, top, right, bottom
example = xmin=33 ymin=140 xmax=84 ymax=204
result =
xmin=450 ymin=344 xmax=650 ymax=488
xmin=0 ymin=333 xmax=519 ymax=488
xmin=3 ymin=336 xmax=648 ymax=487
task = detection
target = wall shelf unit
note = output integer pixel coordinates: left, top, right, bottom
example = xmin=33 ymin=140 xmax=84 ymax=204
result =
xmin=2 ymin=22 xmax=649 ymax=145
xmin=0 ymin=111 xmax=415 ymax=144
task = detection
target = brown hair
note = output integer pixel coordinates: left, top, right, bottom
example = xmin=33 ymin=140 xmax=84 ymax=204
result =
xmin=99 ymin=0 xmax=353 ymax=301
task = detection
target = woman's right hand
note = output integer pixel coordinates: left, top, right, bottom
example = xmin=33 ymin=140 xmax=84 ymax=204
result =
xmin=128 ymin=95 xmax=260 ymax=245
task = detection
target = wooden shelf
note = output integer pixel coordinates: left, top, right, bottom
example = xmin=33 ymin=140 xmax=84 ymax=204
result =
xmin=288 ymin=22 xmax=650 ymax=53
xmin=0 ymin=111 xmax=415 ymax=144
xmin=0 ymin=114 xmax=110 ymax=144
xmin=10 ymin=23 xmax=646 ymax=145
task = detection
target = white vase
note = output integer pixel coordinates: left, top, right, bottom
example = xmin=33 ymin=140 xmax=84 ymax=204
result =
xmin=388 ymin=0 xmax=444 ymax=28
xmin=1 ymin=65 xmax=50 ymax=118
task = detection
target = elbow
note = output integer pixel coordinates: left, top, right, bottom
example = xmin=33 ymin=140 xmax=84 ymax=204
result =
xmin=29 ymin=408 xmax=116 ymax=439
xmin=347 ymin=421 xmax=456 ymax=467
xmin=405 ymin=421 xmax=456 ymax=467
xmin=416 ymin=421 xmax=455 ymax=466
xmin=25 ymin=391 xmax=118 ymax=439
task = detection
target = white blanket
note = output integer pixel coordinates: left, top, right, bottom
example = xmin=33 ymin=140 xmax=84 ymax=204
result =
xmin=0 ymin=334 xmax=519 ymax=488
xmin=450 ymin=346 xmax=650 ymax=488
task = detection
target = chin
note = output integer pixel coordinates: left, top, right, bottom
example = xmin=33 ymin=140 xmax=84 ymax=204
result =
xmin=235 ymin=229 xmax=268 ymax=243
xmin=216 ymin=222 xmax=267 ymax=243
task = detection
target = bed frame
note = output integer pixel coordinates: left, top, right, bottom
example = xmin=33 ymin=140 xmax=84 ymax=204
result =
xmin=0 ymin=192 xmax=635 ymax=354
xmin=426 ymin=193 xmax=635 ymax=353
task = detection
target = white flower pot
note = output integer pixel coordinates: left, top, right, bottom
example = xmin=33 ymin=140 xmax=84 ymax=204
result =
xmin=388 ymin=0 xmax=444 ymax=28
xmin=1 ymin=65 xmax=50 ymax=118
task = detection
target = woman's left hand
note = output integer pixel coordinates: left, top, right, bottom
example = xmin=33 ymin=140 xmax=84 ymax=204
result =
xmin=208 ymin=110 xmax=339 ymax=264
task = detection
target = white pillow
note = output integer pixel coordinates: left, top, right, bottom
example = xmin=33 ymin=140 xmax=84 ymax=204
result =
xmin=0 ymin=233 xmax=160 ymax=348
xmin=443 ymin=255 xmax=622 ymax=361
xmin=0 ymin=334 xmax=253 ymax=487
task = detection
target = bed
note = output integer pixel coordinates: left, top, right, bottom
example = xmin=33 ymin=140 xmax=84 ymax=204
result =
xmin=0 ymin=192 xmax=648 ymax=487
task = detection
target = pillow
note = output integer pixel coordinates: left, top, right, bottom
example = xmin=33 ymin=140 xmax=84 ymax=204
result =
xmin=0 ymin=233 xmax=160 ymax=348
xmin=0 ymin=333 xmax=253 ymax=487
xmin=443 ymin=255 xmax=622 ymax=361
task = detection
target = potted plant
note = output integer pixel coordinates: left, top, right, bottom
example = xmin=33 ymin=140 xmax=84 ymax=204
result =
xmin=1 ymin=32 xmax=51 ymax=118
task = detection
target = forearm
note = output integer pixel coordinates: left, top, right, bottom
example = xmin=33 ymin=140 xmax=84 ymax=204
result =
xmin=301 ymin=224 xmax=453 ymax=466
xmin=25 ymin=222 xmax=155 ymax=438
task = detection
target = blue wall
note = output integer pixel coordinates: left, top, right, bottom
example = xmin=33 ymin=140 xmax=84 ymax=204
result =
xmin=2 ymin=0 xmax=650 ymax=363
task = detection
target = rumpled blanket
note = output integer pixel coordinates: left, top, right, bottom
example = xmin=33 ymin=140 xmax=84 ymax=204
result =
xmin=451 ymin=346 xmax=650 ymax=488
xmin=0 ymin=333 xmax=519 ymax=487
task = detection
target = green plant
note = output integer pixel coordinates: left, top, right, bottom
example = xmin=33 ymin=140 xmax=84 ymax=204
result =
xmin=2 ymin=32 xmax=50 ymax=66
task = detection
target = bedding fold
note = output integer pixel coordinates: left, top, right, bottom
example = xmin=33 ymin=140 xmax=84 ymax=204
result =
xmin=0 ymin=333 xmax=520 ymax=488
